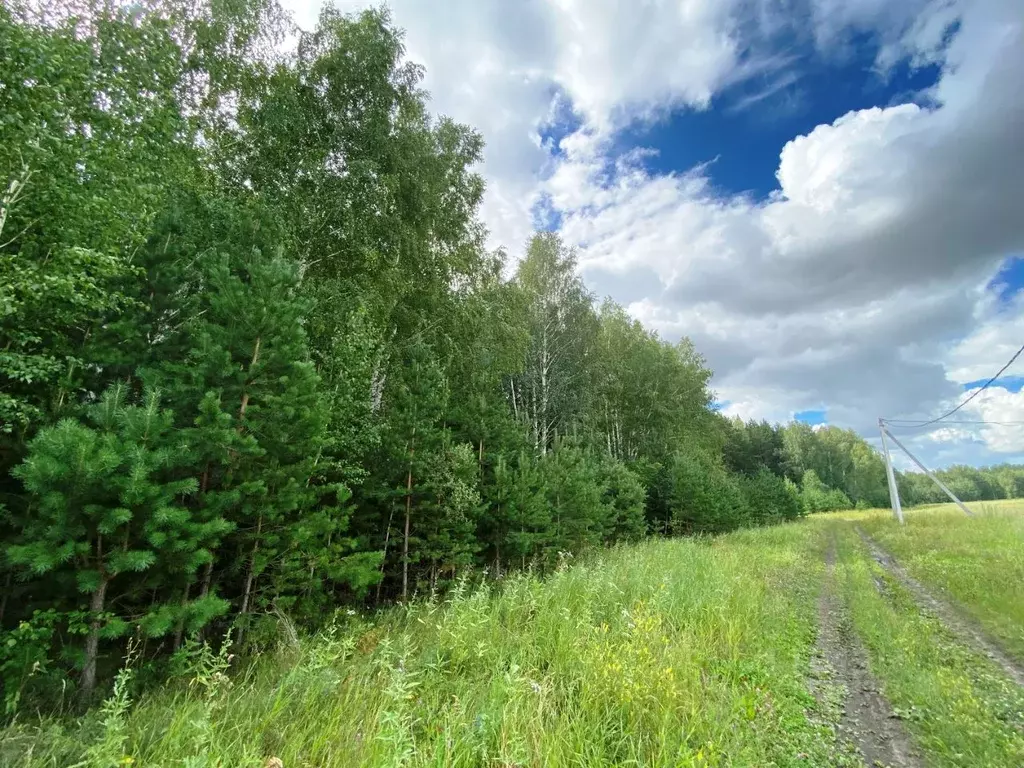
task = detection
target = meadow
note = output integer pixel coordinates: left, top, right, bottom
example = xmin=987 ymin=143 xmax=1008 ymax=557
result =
xmin=853 ymin=499 xmax=1024 ymax=659
xmin=1 ymin=502 xmax=1021 ymax=768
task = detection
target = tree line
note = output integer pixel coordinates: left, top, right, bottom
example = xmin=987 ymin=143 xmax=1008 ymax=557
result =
xmin=722 ymin=418 xmax=1024 ymax=510
xmin=1 ymin=1 xmax=1020 ymax=708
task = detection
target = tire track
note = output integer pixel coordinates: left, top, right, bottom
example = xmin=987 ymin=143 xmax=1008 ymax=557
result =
xmin=812 ymin=535 xmax=924 ymax=768
xmin=856 ymin=527 xmax=1024 ymax=689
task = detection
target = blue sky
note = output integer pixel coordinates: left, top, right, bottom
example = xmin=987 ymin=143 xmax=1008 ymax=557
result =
xmin=795 ymin=409 xmax=828 ymax=426
xmin=617 ymin=43 xmax=944 ymax=200
xmin=987 ymin=255 xmax=1024 ymax=307
xmin=962 ymin=376 xmax=1024 ymax=394
xmin=291 ymin=0 xmax=1024 ymax=468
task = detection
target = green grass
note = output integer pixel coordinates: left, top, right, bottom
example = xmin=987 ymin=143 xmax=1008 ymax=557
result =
xmin=825 ymin=517 xmax=1024 ymax=767
xmin=1 ymin=525 xmax=847 ymax=768
xmin=3 ymin=506 xmax=1023 ymax=767
xmin=848 ymin=500 xmax=1024 ymax=660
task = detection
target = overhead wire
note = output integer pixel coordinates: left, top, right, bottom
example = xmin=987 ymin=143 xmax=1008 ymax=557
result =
xmin=881 ymin=342 xmax=1024 ymax=428
xmin=884 ymin=419 xmax=1024 ymax=427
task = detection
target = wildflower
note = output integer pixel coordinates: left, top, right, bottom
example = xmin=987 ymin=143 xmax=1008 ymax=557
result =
xmin=530 ymin=680 xmax=541 ymax=694
xmin=346 ymin=609 xmax=357 ymax=616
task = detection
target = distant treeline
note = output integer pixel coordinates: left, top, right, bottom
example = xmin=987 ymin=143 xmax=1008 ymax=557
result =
xmin=901 ymin=463 xmax=1024 ymax=505
xmin=720 ymin=419 xmax=1024 ymax=511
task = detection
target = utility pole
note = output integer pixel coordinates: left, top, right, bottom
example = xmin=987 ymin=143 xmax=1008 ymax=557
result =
xmin=878 ymin=418 xmax=904 ymax=524
xmin=881 ymin=425 xmax=974 ymax=517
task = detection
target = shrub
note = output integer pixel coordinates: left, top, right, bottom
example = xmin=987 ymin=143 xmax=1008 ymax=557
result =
xmin=800 ymin=469 xmax=853 ymax=513
xmin=740 ymin=469 xmax=803 ymax=526
xmin=668 ymin=449 xmax=749 ymax=534
xmin=0 ymin=610 xmax=65 ymax=717
xmin=599 ymin=459 xmax=648 ymax=542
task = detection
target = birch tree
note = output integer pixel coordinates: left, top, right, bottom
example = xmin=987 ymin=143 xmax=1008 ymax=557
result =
xmin=512 ymin=234 xmax=597 ymax=453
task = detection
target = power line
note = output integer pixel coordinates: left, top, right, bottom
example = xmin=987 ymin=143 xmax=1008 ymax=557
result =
xmin=884 ymin=418 xmax=1024 ymax=427
xmin=883 ymin=343 xmax=1024 ymax=428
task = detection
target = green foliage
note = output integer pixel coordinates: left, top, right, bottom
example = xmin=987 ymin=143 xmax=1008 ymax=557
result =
xmin=0 ymin=611 xmax=63 ymax=716
xmin=8 ymin=0 xmax=1012 ymax=712
xmin=599 ymin=458 xmax=648 ymax=541
xmin=900 ymin=463 xmax=1020 ymax=506
xmin=799 ymin=469 xmax=854 ymax=514
xmin=0 ymin=246 xmax=138 ymax=435
xmin=542 ymin=443 xmax=608 ymax=553
xmin=724 ymin=418 xmax=904 ymax=512
xmin=84 ymin=643 xmax=138 ymax=768
xmin=739 ymin=469 xmax=803 ymax=525
xmin=10 ymin=386 xmax=207 ymax=696
xmin=668 ymin=449 xmax=748 ymax=535
xmin=723 ymin=418 xmax=787 ymax=478
xmin=511 ymin=233 xmax=599 ymax=454
xmin=0 ymin=1 xmax=189 ymax=449
xmin=483 ymin=452 xmax=550 ymax=574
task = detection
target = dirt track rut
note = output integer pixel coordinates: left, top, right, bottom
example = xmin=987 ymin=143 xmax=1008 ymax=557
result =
xmin=813 ymin=537 xmax=924 ymax=768
xmin=856 ymin=527 xmax=1024 ymax=689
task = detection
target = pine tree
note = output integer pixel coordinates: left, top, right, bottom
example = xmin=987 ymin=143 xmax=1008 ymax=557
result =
xmin=9 ymin=386 xmax=200 ymax=699
xmin=668 ymin=448 xmax=748 ymax=535
xmin=376 ymin=340 xmax=450 ymax=601
xmin=599 ymin=458 xmax=648 ymax=542
xmin=483 ymin=452 xmax=550 ymax=575
xmin=543 ymin=443 xmax=607 ymax=555
xmin=417 ymin=440 xmax=482 ymax=591
xmin=139 ymin=237 xmax=355 ymax=634
xmin=194 ymin=248 xmax=328 ymax=628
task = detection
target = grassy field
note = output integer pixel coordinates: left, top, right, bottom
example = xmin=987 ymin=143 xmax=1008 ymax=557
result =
xmin=853 ymin=499 xmax=1024 ymax=659
xmin=1 ymin=503 xmax=1022 ymax=767
xmin=827 ymin=512 xmax=1024 ymax=767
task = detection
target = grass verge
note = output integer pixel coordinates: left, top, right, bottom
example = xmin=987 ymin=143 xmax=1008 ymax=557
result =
xmin=1 ymin=525 xmax=845 ymax=768
xmin=851 ymin=500 xmax=1024 ymax=660
xmin=829 ymin=518 xmax=1024 ymax=768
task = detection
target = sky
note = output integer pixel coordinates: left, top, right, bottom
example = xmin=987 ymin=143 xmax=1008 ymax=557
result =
xmin=282 ymin=0 xmax=1024 ymax=470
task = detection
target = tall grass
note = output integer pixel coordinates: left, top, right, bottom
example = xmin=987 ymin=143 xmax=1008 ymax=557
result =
xmin=850 ymin=500 xmax=1024 ymax=659
xmin=0 ymin=526 xmax=842 ymax=768
xmin=11 ymin=506 xmax=1019 ymax=767
xmin=828 ymin=520 xmax=1024 ymax=767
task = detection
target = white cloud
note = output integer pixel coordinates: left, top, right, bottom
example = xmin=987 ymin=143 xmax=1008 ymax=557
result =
xmin=960 ymin=388 xmax=1024 ymax=452
xmin=543 ymin=0 xmax=741 ymax=128
xmin=946 ymin=292 xmax=1024 ymax=384
xmin=281 ymin=0 xmax=1024 ymax=466
xmin=545 ymin=0 xmax=1024 ymax=466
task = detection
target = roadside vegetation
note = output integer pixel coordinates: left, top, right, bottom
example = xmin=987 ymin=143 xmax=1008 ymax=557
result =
xmin=828 ymin=513 xmax=1024 ymax=767
xmin=1 ymin=527 xmax=840 ymax=767
xmin=3 ymin=2 xmax=1024 ymax=765
xmin=2 ymin=503 xmax=1022 ymax=767
xmin=854 ymin=500 xmax=1024 ymax=660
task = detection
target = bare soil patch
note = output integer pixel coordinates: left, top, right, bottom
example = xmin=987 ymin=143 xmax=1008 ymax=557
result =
xmin=812 ymin=538 xmax=924 ymax=768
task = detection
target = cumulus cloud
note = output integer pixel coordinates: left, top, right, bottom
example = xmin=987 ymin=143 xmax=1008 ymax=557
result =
xmin=546 ymin=0 xmax=1024 ymax=463
xmin=282 ymin=0 xmax=1024 ymax=465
